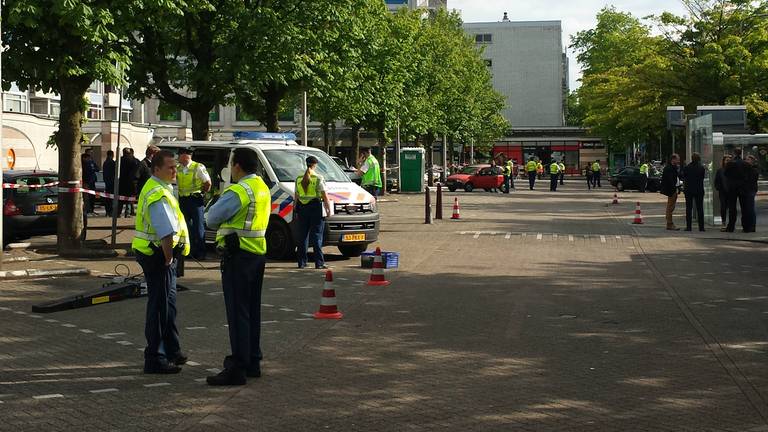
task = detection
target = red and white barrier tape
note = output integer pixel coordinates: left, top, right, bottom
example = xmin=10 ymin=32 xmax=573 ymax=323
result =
xmin=2 ymin=181 xmax=61 ymax=189
xmin=57 ymin=187 xmax=137 ymax=203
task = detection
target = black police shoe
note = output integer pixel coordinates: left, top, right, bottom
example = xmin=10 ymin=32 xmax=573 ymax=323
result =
xmin=206 ymin=369 xmax=246 ymax=386
xmin=246 ymin=366 xmax=261 ymax=378
xmin=168 ymin=352 xmax=188 ymax=366
xmin=144 ymin=361 xmax=182 ymax=375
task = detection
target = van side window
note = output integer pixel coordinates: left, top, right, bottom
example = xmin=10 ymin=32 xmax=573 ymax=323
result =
xmin=192 ymin=148 xmax=232 ymax=193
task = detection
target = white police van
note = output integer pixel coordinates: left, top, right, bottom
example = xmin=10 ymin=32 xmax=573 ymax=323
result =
xmin=160 ymin=133 xmax=379 ymax=259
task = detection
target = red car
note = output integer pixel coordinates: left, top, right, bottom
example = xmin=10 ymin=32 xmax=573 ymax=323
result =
xmin=445 ymin=164 xmax=504 ymax=192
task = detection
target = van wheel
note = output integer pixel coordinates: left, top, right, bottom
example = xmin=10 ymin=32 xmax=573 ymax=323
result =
xmin=266 ymin=218 xmax=294 ymax=260
xmin=616 ymin=181 xmax=625 ymax=192
xmin=464 ymin=183 xmax=474 ymax=192
xmin=338 ymin=244 xmax=366 ymax=258
xmin=448 ymin=185 xmax=457 ymax=192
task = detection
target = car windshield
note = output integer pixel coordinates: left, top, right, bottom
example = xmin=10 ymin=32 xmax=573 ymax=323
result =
xmin=263 ymin=149 xmax=350 ymax=183
xmin=9 ymin=176 xmax=58 ymax=197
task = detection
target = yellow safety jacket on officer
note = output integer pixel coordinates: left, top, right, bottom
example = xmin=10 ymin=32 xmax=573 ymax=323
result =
xmin=503 ymin=163 xmax=512 ymax=176
xmin=591 ymin=162 xmax=600 ymax=172
xmin=295 ymin=175 xmax=321 ymax=205
xmin=550 ymin=162 xmax=560 ymax=175
xmin=132 ymin=177 xmax=190 ymax=256
xmin=215 ymin=176 xmax=271 ymax=255
xmin=640 ymin=163 xmax=649 ymax=175
xmin=558 ymin=162 xmax=565 ymax=173
xmin=526 ymin=160 xmax=537 ymax=172
xmin=177 ymin=161 xmax=205 ymax=197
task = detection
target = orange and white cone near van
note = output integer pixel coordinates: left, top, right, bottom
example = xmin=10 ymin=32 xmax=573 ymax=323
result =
xmin=367 ymin=247 xmax=391 ymax=287
xmin=313 ymin=270 xmax=343 ymax=320
xmin=612 ymin=193 xmax=619 ymax=205
xmin=451 ymin=197 xmax=461 ymax=220
xmin=632 ymin=202 xmax=644 ymax=225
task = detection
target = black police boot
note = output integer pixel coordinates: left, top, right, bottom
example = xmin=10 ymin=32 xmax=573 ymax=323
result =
xmin=168 ymin=352 xmax=188 ymax=366
xmin=206 ymin=368 xmax=246 ymax=386
xmin=144 ymin=360 xmax=182 ymax=375
xmin=246 ymin=366 xmax=261 ymax=378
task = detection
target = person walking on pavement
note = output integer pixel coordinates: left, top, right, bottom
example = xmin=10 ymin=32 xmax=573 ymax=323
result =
xmin=103 ymin=150 xmax=115 ymax=217
xmin=745 ymin=155 xmax=759 ymax=232
xmin=724 ymin=148 xmax=750 ymax=232
xmin=585 ymin=163 xmax=593 ymax=190
xmin=205 ymin=148 xmax=271 ymax=386
xmin=639 ymin=161 xmax=649 ymax=193
xmin=82 ymin=148 xmax=99 ymax=215
xmin=136 ymin=145 xmax=160 ymax=198
xmin=661 ymin=154 xmax=682 ymax=230
xmin=294 ymin=156 xmax=332 ymax=269
xmin=489 ymin=160 xmax=502 ymax=193
xmin=132 ymin=150 xmax=190 ymax=374
xmin=509 ymin=159 xmax=516 ymax=190
xmin=526 ymin=157 xmax=538 ymax=190
xmin=558 ymin=160 xmax=565 ymax=185
xmin=591 ymin=160 xmax=602 ymax=188
xmin=682 ymin=152 xmax=706 ymax=232
xmin=715 ymin=155 xmax=732 ymax=231
xmin=176 ymin=148 xmax=212 ymax=260
xmin=118 ymin=148 xmax=138 ymax=218
xmin=502 ymin=159 xmax=512 ymax=193
xmin=356 ymin=148 xmax=382 ymax=197
xmin=549 ymin=160 xmax=560 ymax=191
xmin=536 ymin=160 xmax=544 ymax=180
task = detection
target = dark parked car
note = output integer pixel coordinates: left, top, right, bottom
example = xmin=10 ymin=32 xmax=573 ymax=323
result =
xmin=3 ymin=170 xmax=58 ymax=246
xmin=610 ymin=167 xmax=661 ymax=192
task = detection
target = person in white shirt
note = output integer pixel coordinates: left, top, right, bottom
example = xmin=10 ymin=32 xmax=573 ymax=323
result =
xmin=176 ymin=148 xmax=212 ymax=259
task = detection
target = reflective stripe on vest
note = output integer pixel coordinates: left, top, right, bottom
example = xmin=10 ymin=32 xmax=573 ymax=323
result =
xmin=295 ymin=174 xmax=320 ymax=204
xmin=361 ymin=155 xmax=382 ymax=187
xmin=131 ymin=178 xmax=190 ymax=256
xmin=215 ymin=177 xmax=271 ymax=255
xmin=177 ymin=161 xmax=203 ymax=196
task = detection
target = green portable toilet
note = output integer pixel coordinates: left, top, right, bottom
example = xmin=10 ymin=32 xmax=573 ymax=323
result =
xmin=399 ymin=147 xmax=425 ymax=193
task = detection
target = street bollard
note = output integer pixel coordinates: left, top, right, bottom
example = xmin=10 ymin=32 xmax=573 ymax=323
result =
xmin=425 ymin=186 xmax=432 ymax=224
xmin=435 ymin=182 xmax=443 ymax=220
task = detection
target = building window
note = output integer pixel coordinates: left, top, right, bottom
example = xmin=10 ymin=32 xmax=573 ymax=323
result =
xmin=30 ymin=100 xmax=49 ymax=115
xmin=235 ymin=105 xmax=257 ymax=122
xmin=158 ymin=101 xmax=182 ymax=122
xmin=121 ymin=110 xmax=132 ymax=122
xmin=88 ymin=81 xmax=102 ymax=93
xmin=209 ymin=106 xmax=220 ymax=122
xmin=4 ymin=93 xmax=28 ymax=113
xmin=50 ymin=103 xmax=61 ymax=117
xmin=475 ymin=33 xmax=492 ymax=44
xmin=87 ymin=105 xmax=103 ymax=120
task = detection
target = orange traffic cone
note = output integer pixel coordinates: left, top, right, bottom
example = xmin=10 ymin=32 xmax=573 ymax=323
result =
xmin=612 ymin=193 xmax=619 ymax=205
xmin=367 ymin=247 xmax=391 ymax=286
xmin=632 ymin=202 xmax=643 ymax=225
xmin=451 ymin=197 xmax=461 ymax=220
xmin=314 ymin=270 xmax=343 ymax=319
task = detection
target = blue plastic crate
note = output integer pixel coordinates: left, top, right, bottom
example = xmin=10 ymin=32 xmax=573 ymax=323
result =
xmin=361 ymin=251 xmax=399 ymax=269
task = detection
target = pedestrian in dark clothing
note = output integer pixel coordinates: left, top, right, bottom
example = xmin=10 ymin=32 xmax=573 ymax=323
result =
xmin=136 ymin=145 xmax=160 ymax=196
xmin=724 ymin=148 xmax=751 ymax=232
xmin=745 ymin=155 xmax=759 ymax=232
xmin=660 ymin=154 xmax=681 ymax=230
xmin=103 ymin=150 xmax=116 ymax=216
xmin=682 ymin=153 xmax=706 ymax=232
xmin=585 ymin=164 xmax=593 ymax=190
xmin=119 ymin=148 xmax=138 ymax=218
xmin=714 ymin=155 xmax=732 ymax=231
xmin=82 ymin=149 xmax=99 ymax=214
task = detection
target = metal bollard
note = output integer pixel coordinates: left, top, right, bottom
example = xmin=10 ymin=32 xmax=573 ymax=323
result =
xmin=435 ymin=182 xmax=443 ymax=220
xmin=425 ymin=186 xmax=432 ymax=224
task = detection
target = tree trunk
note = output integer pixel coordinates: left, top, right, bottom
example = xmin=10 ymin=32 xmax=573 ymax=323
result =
xmin=377 ymin=129 xmax=387 ymax=196
xmin=447 ymin=135 xmax=454 ymax=173
xmin=351 ymin=124 xmax=361 ymax=165
xmin=330 ymin=122 xmax=337 ymax=156
xmin=425 ymin=133 xmax=435 ymax=187
xmin=189 ymin=108 xmax=212 ymax=140
xmin=260 ymin=82 xmax=286 ymax=132
xmin=56 ymin=77 xmax=91 ymax=253
xmin=322 ymin=122 xmax=330 ymax=153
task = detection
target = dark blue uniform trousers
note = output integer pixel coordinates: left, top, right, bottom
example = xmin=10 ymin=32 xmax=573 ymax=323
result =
xmin=222 ymin=252 xmax=266 ymax=371
xmin=137 ymin=252 xmax=181 ymax=366
xmin=297 ymin=200 xmax=325 ymax=268
xmin=528 ymin=172 xmax=536 ymax=190
xmin=179 ymin=195 xmax=206 ymax=259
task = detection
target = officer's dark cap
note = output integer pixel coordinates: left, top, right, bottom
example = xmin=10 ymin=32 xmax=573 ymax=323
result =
xmin=178 ymin=147 xmax=193 ymax=155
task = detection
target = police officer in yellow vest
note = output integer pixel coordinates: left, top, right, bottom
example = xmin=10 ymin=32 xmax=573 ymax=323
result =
xmin=295 ymin=156 xmax=332 ymax=269
xmin=525 ymin=157 xmax=538 ymax=190
xmin=176 ymin=148 xmax=211 ymax=260
xmin=639 ymin=161 xmax=649 ymax=193
xmin=204 ymin=148 xmax=271 ymax=386
xmin=132 ymin=150 xmax=190 ymax=375
xmin=549 ymin=160 xmax=561 ymax=191
xmin=591 ymin=160 xmax=602 ymax=188
xmin=356 ymin=148 xmax=382 ymax=196
xmin=558 ymin=160 xmax=566 ymax=185
xmin=502 ymin=159 xmax=513 ymax=193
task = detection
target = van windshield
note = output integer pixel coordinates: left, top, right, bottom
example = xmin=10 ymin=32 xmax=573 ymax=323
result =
xmin=263 ymin=149 xmax=350 ymax=183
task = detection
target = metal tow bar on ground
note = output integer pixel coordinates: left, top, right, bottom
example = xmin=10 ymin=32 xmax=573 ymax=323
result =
xmin=425 ymin=186 xmax=432 ymax=224
xmin=435 ymin=182 xmax=443 ymax=220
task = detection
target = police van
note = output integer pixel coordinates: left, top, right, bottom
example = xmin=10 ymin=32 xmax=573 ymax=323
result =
xmin=159 ymin=133 xmax=379 ymax=259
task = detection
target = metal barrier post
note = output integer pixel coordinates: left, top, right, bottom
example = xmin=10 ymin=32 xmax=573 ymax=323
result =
xmin=435 ymin=182 xmax=443 ymax=220
xmin=424 ymin=186 xmax=432 ymax=224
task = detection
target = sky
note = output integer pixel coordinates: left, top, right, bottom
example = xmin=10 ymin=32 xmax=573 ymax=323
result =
xmin=449 ymin=0 xmax=689 ymax=89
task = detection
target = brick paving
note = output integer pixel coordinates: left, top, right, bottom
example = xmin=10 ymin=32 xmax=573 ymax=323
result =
xmin=0 ymin=185 xmax=766 ymax=431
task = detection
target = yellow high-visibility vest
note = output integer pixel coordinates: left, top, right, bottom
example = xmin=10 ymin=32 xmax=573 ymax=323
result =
xmin=550 ymin=163 xmax=560 ymax=175
xmin=132 ymin=177 xmax=190 ymax=256
xmin=295 ymin=174 xmax=321 ymax=205
xmin=177 ymin=161 xmax=206 ymax=197
xmin=215 ymin=176 xmax=271 ymax=255
xmin=526 ymin=161 xmax=537 ymax=172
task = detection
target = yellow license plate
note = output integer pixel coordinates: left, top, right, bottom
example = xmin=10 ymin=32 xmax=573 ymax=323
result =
xmin=342 ymin=233 xmax=366 ymax=242
xmin=36 ymin=204 xmax=57 ymax=213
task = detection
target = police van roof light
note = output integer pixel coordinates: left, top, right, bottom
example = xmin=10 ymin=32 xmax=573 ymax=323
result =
xmin=233 ymin=131 xmax=297 ymax=141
